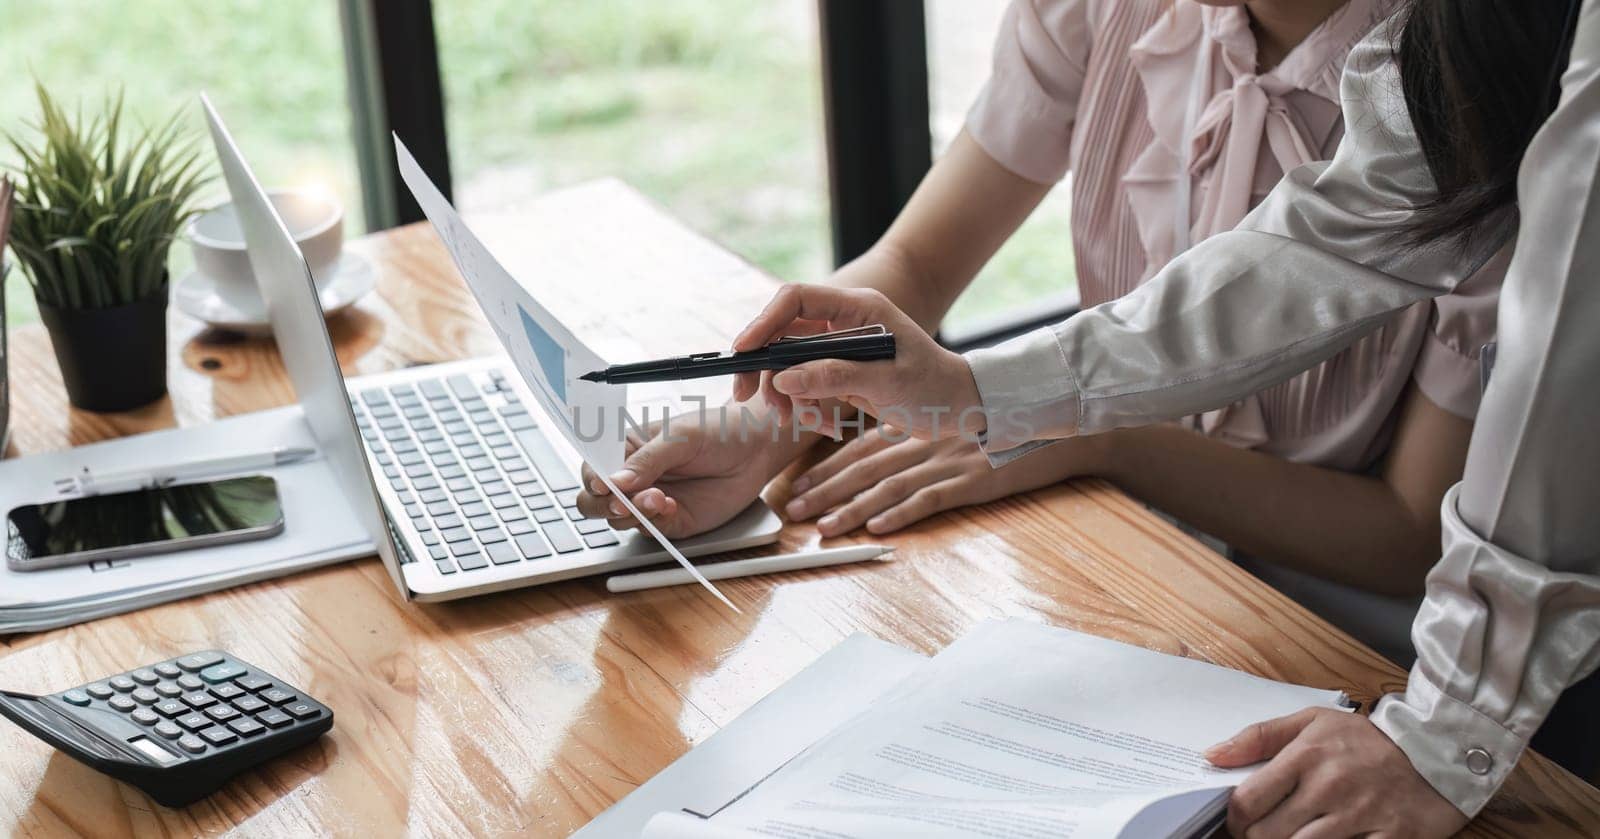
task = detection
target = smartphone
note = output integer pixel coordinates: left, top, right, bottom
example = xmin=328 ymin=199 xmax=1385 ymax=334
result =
xmin=5 ymin=475 xmax=285 ymax=572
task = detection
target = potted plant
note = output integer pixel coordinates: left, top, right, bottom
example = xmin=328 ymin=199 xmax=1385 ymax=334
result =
xmin=5 ymin=85 xmax=210 ymax=412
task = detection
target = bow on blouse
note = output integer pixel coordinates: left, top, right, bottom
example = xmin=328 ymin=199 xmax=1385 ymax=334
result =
xmin=1122 ymin=0 xmax=1393 ymax=447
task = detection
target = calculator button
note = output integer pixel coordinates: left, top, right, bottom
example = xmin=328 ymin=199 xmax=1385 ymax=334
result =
xmin=204 ymin=704 xmax=241 ymax=723
xmin=178 ymin=675 xmax=204 ymax=691
xmin=61 ymin=690 xmax=91 ymax=706
xmin=200 ymin=662 xmax=247 ymax=684
xmin=131 ymin=708 xmax=160 ymax=726
xmin=233 ymin=695 xmax=269 ymax=714
xmin=260 ymin=687 xmax=297 ymax=706
xmin=227 ymin=717 xmax=266 ymax=738
xmin=198 ymin=727 xmax=238 ymax=746
xmin=181 ymin=692 xmax=217 ymax=709
xmin=256 ymin=709 xmax=294 ymax=729
xmin=155 ymin=682 xmax=183 ymax=698
xmin=130 ymin=669 xmax=159 ymax=686
xmin=210 ymin=683 xmax=245 ymax=700
xmin=176 ymin=713 xmax=211 ymax=731
xmin=108 ymin=696 xmax=136 ymax=712
xmin=131 ymin=688 xmax=159 ymax=705
xmin=234 ymin=675 xmax=272 ymax=692
xmin=177 ymin=652 xmax=224 ymax=672
xmin=178 ymin=734 xmax=207 ymax=754
xmin=154 ymin=663 xmax=181 ymax=679
xmin=85 ymin=683 xmax=114 ymax=700
xmin=109 ymin=676 xmax=136 ymax=692
xmin=154 ymin=699 xmax=188 ymax=717
xmin=154 ymin=721 xmax=183 ymax=740
xmin=282 ymin=701 xmax=321 ymax=720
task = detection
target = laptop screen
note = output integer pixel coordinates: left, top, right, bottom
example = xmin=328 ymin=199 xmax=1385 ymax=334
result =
xmin=199 ymin=95 xmax=410 ymax=597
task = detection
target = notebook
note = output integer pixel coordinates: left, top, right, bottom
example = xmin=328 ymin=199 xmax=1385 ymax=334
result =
xmin=596 ymin=620 xmax=1351 ymax=839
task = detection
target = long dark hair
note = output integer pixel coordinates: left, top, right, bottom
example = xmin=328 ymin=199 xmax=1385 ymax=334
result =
xmin=1396 ymin=0 xmax=1581 ymax=246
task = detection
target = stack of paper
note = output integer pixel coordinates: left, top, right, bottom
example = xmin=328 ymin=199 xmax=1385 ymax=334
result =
xmin=583 ymin=620 xmax=1350 ymax=839
xmin=0 ymin=407 xmax=373 ymax=633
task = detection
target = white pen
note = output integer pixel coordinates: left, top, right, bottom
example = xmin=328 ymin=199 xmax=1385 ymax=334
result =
xmin=606 ymin=544 xmax=894 ymax=593
xmin=55 ymin=446 xmax=319 ymax=496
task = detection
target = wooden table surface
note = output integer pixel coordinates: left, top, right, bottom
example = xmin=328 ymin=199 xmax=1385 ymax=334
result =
xmin=0 ymin=181 xmax=1595 ymax=837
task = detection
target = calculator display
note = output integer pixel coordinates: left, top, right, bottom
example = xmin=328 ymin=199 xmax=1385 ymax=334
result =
xmin=129 ymin=736 xmax=180 ymax=764
xmin=6 ymin=475 xmax=283 ymax=561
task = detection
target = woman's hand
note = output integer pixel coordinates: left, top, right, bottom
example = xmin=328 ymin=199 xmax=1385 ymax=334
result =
xmin=1206 ymin=708 xmax=1467 ymax=839
xmin=575 ymin=412 xmax=791 ymax=539
xmin=786 ymin=432 xmax=1110 ymax=537
xmin=732 ymin=285 xmax=985 ymax=440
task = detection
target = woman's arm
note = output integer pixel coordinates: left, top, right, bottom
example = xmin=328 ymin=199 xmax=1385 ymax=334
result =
xmin=784 ymin=384 xmax=1471 ymax=598
xmin=1097 ymin=384 xmax=1470 ymax=595
xmin=839 ymin=131 xmax=1050 ymax=332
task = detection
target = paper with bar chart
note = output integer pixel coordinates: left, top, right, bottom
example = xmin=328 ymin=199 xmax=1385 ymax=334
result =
xmin=394 ymin=137 xmax=737 ymax=610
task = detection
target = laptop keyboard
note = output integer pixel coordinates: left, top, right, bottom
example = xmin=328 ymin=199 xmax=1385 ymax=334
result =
xmin=347 ymin=369 xmax=621 ymax=577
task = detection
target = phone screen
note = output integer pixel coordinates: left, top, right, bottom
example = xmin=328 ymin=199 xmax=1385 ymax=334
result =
xmin=5 ymin=475 xmax=283 ymax=562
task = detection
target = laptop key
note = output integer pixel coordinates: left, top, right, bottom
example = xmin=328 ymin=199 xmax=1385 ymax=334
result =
xmin=468 ymin=515 xmax=499 ymax=531
xmin=456 ymin=551 xmax=488 ymax=571
xmin=506 ymin=470 xmax=537 ymax=486
xmin=419 ymin=488 xmax=447 ymax=504
xmin=521 ymin=488 xmax=552 ymax=506
xmin=428 ymin=545 xmax=448 ymax=560
xmin=449 ymin=540 xmax=479 ymax=557
xmin=479 ymin=529 xmax=508 ymax=545
xmin=507 ymin=519 xmax=536 ymax=536
xmin=426 ymin=501 xmax=453 ymax=517
xmin=419 ymin=379 xmax=449 ymax=399
xmin=535 ymin=507 xmax=564 ymax=524
xmin=436 ymin=560 xmax=457 ymax=575
xmin=447 ymin=374 xmax=478 ymax=400
xmin=440 ymin=526 xmax=472 ymax=543
xmin=583 ymin=531 xmax=621 ymax=549
xmin=510 ymin=427 xmax=581 ymax=491
xmin=433 ymin=513 xmax=462 ymax=531
xmin=515 ymin=533 xmax=552 ymax=560
xmin=506 ymin=413 xmax=537 ymax=431
xmin=491 ymin=494 xmax=521 ymax=510
xmin=542 ymin=520 xmax=584 ymax=554
xmin=459 ymin=501 xmax=490 ymax=518
xmin=575 ymin=519 xmax=610 ymax=535
xmin=482 ymin=481 xmax=510 ymax=497
xmin=446 ymin=477 xmax=473 ymax=492
xmin=486 ymin=542 xmax=520 ymax=565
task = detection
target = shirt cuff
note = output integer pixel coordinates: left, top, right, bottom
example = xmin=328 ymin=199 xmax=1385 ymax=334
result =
xmin=966 ymin=327 xmax=1081 ymax=466
xmin=1369 ymin=670 xmax=1528 ymax=818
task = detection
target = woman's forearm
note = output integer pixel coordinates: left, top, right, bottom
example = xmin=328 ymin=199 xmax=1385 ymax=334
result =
xmin=1094 ymin=425 xmax=1441 ymax=596
xmin=836 ymin=131 xmax=1052 ymax=333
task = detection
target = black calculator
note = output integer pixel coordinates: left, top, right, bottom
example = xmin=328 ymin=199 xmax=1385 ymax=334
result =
xmin=0 ymin=650 xmax=333 ymax=807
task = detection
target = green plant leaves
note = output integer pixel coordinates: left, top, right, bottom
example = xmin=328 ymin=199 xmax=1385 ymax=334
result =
xmin=4 ymin=84 xmax=214 ymax=310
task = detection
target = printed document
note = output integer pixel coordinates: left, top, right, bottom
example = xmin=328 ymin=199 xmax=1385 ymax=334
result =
xmin=637 ymin=620 xmax=1349 ymax=838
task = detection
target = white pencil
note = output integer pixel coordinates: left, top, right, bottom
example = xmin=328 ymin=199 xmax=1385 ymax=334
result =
xmin=606 ymin=544 xmax=894 ymax=593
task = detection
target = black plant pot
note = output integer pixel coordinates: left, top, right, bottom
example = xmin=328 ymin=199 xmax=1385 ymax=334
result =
xmin=38 ymin=293 xmax=168 ymax=413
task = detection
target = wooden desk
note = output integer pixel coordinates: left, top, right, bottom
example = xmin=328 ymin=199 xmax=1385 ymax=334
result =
xmin=1 ymin=182 xmax=1595 ymax=837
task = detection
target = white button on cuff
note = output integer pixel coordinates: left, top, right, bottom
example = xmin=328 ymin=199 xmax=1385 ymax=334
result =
xmin=1465 ymin=747 xmax=1493 ymax=775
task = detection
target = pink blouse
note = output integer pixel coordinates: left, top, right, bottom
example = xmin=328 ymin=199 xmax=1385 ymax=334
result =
xmin=965 ymin=0 xmax=1503 ymax=471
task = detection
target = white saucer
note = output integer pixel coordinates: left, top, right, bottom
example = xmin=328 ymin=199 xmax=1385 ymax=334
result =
xmin=175 ymin=252 xmax=376 ymax=335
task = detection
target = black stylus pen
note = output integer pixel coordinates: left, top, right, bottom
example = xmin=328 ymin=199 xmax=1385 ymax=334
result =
xmin=580 ymin=325 xmax=896 ymax=385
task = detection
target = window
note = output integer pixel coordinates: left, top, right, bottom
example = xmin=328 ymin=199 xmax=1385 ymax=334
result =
xmin=925 ymin=0 xmax=1078 ymax=345
xmin=1 ymin=0 xmax=362 ymax=326
xmin=433 ymin=0 xmax=832 ymax=287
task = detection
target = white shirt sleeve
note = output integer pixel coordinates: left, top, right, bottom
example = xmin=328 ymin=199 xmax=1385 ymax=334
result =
xmin=1368 ymin=0 xmax=1600 ymax=815
xmin=970 ymin=7 xmax=1600 ymax=817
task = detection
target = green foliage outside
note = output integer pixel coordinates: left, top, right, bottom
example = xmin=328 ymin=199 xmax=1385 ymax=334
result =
xmin=2 ymin=0 xmax=1069 ymax=333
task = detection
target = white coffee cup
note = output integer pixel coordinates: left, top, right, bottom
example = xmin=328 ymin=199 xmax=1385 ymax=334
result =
xmin=188 ymin=189 xmax=344 ymax=301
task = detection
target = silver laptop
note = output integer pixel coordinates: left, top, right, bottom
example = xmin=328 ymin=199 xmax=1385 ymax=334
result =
xmin=199 ymin=96 xmax=781 ymax=602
